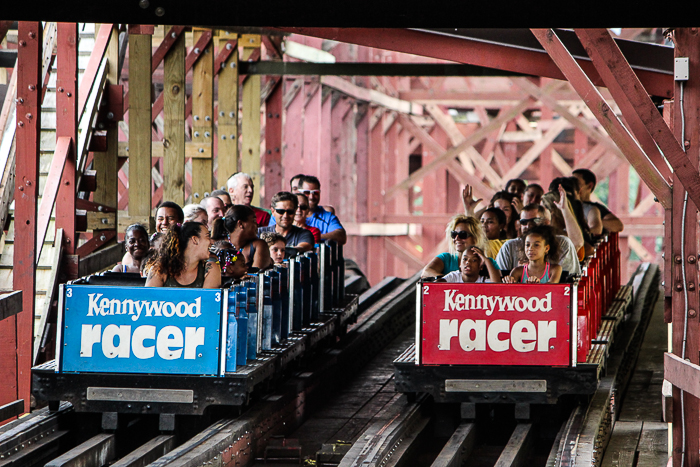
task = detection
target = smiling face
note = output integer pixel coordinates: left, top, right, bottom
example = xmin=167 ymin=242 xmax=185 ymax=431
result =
xmin=156 ymin=207 xmax=180 ymax=233
xmin=295 ymin=194 xmax=310 ymax=224
xmin=273 ymin=200 xmax=296 ymax=229
xmin=229 ymin=176 xmax=254 ymax=206
xmin=493 ymin=199 xmax=513 ymax=224
xmin=523 ymin=186 xmax=543 ymax=206
xmin=126 ymin=229 xmax=149 ymax=261
xmin=191 ymin=224 xmax=213 ymax=261
xmin=452 ymin=222 xmax=475 ymax=253
xmin=460 ymin=248 xmax=482 ymax=278
xmin=299 ymin=181 xmax=321 ymax=211
xmin=204 ymin=197 xmax=225 ymax=229
xmin=480 ymin=211 xmax=504 ymax=240
xmin=524 ymin=233 xmax=549 ymax=262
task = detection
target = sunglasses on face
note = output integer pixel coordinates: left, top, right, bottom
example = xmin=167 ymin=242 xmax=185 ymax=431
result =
xmin=450 ymin=230 xmax=471 ymax=240
xmin=520 ymin=217 xmax=543 ymax=227
xmin=299 ymin=189 xmax=320 ymax=196
xmin=297 ymin=204 xmax=309 ymax=211
xmin=274 ymin=208 xmax=296 ymax=216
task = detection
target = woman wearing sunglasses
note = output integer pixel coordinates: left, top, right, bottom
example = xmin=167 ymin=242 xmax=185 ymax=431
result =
xmin=294 ymin=193 xmax=321 ymax=244
xmin=421 ymin=215 xmax=489 ymax=278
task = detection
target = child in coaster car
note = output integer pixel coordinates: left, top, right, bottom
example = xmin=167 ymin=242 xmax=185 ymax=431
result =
xmin=441 ymin=246 xmax=502 ymax=283
xmin=503 ymin=224 xmax=562 ymax=284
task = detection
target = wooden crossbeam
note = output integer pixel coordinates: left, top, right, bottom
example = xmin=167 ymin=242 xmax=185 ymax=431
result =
xmin=577 ymin=29 xmax=700 ymax=204
xmin=322 ymin=75 xmax=423 ymax=115
xmin=36 ymin=137 xmax=71 ymax=263
xmin=531 ymin=29 xmax=672 ymax=209
xmin=384 ymin=82 xmax=563 ymax=201
xmin=425 ymin=104 xmax=475 ymax=175
xmin=385 ymin=237 xmax=424 ymax=269
xmin=630 ymin=193 xmax=657 ymax=217
xmin=0 ymin=291 xmax=22 ymax=322
xmin=628 ymin=236 xmax=655 ymax=262
xmin=500 ymin=118 xmax=568 ymax=181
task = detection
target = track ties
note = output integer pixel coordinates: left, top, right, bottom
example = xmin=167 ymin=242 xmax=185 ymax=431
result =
xmin=110 ymin=435 xmax=175 ymax=467
xmin=45 ymin=433 xmax=115 ymax=467
xmin=430 ymin=422 xmax=476 ymax=467
xmin=494 ymin=423 xmax=535 ymax=467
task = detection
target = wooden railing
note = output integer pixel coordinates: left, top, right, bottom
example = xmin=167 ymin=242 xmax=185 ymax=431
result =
xmin=0 ymin=290 xmax=22 ymax=322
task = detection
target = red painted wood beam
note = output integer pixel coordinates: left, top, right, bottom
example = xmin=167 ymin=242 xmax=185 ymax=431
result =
xmin=0 ymin=21 xmax=11 ymax=45
xmin=36 ymin=137 xmax=71 ymax=262
xmin=262 ymin=79 xmax=283 ymax=207
xmin=531 ymin=29 xmax=672 ymax=209
xmin=576 ymin=29 xmax=700 ymax=199
xmin=214 ymin=39 xmax=237 ymax=73
xmin=12 ymin=21 xmax=42 ymax=412
xmin=56 ymin=22 xmax=78 ymax=257
xmin=270 ymin=28 xmax=673 ymax=99
xmin=79 ymin=24 xmax=113 ymax=117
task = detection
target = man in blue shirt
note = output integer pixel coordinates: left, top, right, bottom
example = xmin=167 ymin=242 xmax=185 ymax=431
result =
xmin=297 ymin=175 xmax=346 ymax=245
xmin=258 ymin=192 xmax=315 ymax=252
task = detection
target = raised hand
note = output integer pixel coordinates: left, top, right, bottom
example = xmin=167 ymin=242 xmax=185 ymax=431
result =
xmin=462 ymin=185 xmax=483 ymax=216
xmin=554 ymin=184 xmax=567 ymax=211
xmin=512 ymin=196 xmax=523 ymax=213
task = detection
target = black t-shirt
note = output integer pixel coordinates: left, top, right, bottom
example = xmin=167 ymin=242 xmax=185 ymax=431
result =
xmin=584 ymin=201 xmax=612 ymax=219
xmin=258 ymin=225 xmax=314 ymax=248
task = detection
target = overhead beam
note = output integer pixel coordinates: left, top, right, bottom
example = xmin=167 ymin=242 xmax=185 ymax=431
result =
xmin=531 ymin=29 xmax=672 ymax=209
xmin=321 ymin=76 xmax=423 ymax=115
xmin=271 ymin=28 xmax=673 ymax=98
xmin=577 ymin=29 xmax=700 ymax=203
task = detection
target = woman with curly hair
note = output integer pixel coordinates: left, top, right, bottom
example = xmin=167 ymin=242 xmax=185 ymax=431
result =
xmin=145 ymin=222 xmax=221 ymax=288
xmin=212 ymin=205 xmax=272 ymax=270
xmin=421 ymin=215 xmax=489 ymax=278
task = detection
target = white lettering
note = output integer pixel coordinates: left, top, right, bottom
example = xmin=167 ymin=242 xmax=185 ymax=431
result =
xmin=80 ymin=325 xmax=102 ymax=356
xmin=541 ymin=293 xmax=552 ymax=312
xmin=487 ymin=320 xmax=510 ymax=352
xmin=189 ymin=297 xmax=202 ymax=318
xmin=458 ymin=319 xmax=486 ymax=351
xmin=162 ymin=302 xmax=176 ymax=318
xmin=443 ymin=290 xmax=456 ymax=311
xmin=175 ymin=302 xmax=189 ymax=318
xmin=184 ymin=327 xmax=205 ymax=359
xmin=132 ymin=301 xmax=146 ymax=322
xmin=439 ymin=319 xmax=458 ymax=350
xmin=132 ymin=325 xmax=156 ymax=359
xmin=514 ymin=297 xmax=527 ymax=312
xmin=87 ymin=294 xmax=103 ymax=317
xmin=157 ymin=326 xmax=183 ymax=360
xmin=511 ymin=320 xmax=536 ymax=352
xmin=537 ymin=321 xmax=557 ymax=351
xmin=102 ymin=324 xmax=131 ymax=358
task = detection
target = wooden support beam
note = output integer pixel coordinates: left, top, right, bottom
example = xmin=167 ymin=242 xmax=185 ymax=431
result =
xmin=501 ymin=118 xmax=568 ymax=182
xmin=191 ymin=28 xmax=214 ymax=201
xmin=0 ymin=291 xmax=22 ymax=323
xmin=55 ymin=23 xmax=78 ymax=258
xmin=11 ymin=20 xmax=42 ymax=413
xmin=385 ymin=237 xmax=424 ymax=270
xmin=217 ymin=33 xmax=239 ymax=186
xmin=530 ymin=29 xmax=672 ymax=209
xmin=127 ymin=27 xmax=153 ymax=226
xmin=162 ymin=31 xmax=185 ymax=205
xmin=577 ymin=30 xmax=700 ymax=201
xmin=322 ymin=75 xmax=423 ymax=115
xmin=241 ymin=34 xmax=262 ymax=205
xmin=262 ymin=78 xmax=283 ymax=206
xmin=425 ymin=104 xmax=476 ymax=176
xmin=384 ymin=82 xmax=564 ymax=201
xmin=36 ymin=137 xmax=70 ymax=263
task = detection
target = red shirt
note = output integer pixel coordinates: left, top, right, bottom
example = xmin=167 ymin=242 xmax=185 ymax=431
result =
xmin=252 ymin=206 xmax=271 ymax=227
xmin=305 ymin=225 xmax=321 ymax=244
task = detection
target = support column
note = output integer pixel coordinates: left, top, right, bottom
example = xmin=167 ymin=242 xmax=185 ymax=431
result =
xmin=262 ymin=79 xmax=282 ymax=206
xmin=367 ymin=111 xmax=385 ymax=285
xmin=56 ymin=23 xmax=78 ymax=259
xmin=12 ymin=21 xmax=42 ymax=409
xmin=128 ymin=26 xmax=153 ymax=228
xmin=241 ymin=34 xmax=261 ymax=205
xmin=163 ymin=30 xmax=185 ymax=205
xmin=217 ymin=32 xmax=238 ymax=188
xmin=671 ymin=28 xmax=700 ymax=467
xmin=191 ymin=28 xmax=214 ymax=200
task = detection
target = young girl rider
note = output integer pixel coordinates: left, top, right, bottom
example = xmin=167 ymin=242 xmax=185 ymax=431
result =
xmin=503 ymin=224 xmax=562 ymax=284
xmin=441 ymin=246 xmax=502 ymax=283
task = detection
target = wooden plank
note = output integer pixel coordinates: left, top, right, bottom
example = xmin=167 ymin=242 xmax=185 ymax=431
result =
xmin=241 ymin=36 xmax=261 ymax=205
xmin=78 ymin=243 xmax=123 ymax=277
xmin=530 ymin=29 xmax=672 ymax=209
xmin=0 ymin=399 xmax=24 ymax=422
xmin=36 ymin=137 xmax=69 ymax=263
xmin=384 ymin=238 xmax=424 ymax=270
xmin=118 ymin=141 xmax=213 ymax=159
xmin=191 ymin=28 xmax=214 ymax=200
xmin=425 ymin=104 xmax=475 ymax=175
xmin=501 ymin=118 xmax=569 ymax=181
xmin=162 ymin=30 xmax=185 ymax=205
xmin=45 ymin=433 xmax=115 ymax=467
xmin=637 ymin=421 xmax=668 ymax=453
xmin=127 ymin=31 xmax=152 ymax=220
xmin=431 ymin=422 xmax=476 ymax=467
xmin=34 ymin=229 xmax=63 ymax=363
xmin=0 ymin=290 xmax=22 ymax=322
xmin=110 ymin=435 xmax=175 ymax=467
xmin=494 ymin=424 xmax=534 ymax=467
xmin=321 ymin=75 xmax=423 ymax=115
xmin=216 ymin=33 xmax=238 ymax=186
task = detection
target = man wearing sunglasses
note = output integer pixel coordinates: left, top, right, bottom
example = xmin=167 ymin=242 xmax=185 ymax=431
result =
xmin=495 ymin=204 xmax=581 ymax=276
xmin=297 ymin=175 xmax=346 ymax=245
xmin=258 ymin=191 xmax=315 ymax=253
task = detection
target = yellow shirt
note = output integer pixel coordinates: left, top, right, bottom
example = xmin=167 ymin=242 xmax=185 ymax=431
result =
xmin=487 ymin=239 xmax=506 ymax=259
